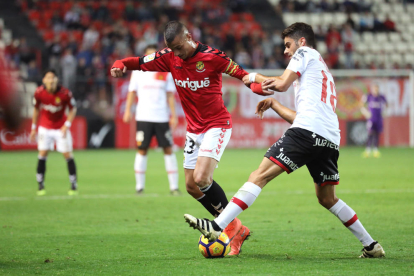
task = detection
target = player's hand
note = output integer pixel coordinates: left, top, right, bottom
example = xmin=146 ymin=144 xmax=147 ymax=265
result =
xmin=123 ymin=111 xmax=131 ymax=123
xmin=262 ymin=79 xmax=277 ymax=92
xmin=170 ymin=116 xmax=178 ymax=130
xmin=61 ymin=125 xmax=68 ymax=138
xmin=242 ymin=75 xmax=251 ymax=87
xmin=29 ymin=129 xmax=37 ymax=142
xmin=255 ymin=98 xmax=274 ymax=119
xmin=110 ymin=65 xmax=127 ymax=78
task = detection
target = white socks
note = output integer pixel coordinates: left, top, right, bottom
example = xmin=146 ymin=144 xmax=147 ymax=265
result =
xmin=215 ymin=182 xmax=262 ymax=229
xmin=329 ymin=199 xmax=374 ymax=246
xmin=164 ymin=154 xmax=178 ymax=191
xmin=134 ymin=153 xmax=147 ymax=191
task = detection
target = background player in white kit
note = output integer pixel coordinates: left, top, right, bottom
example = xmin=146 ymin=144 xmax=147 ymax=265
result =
xmin=123 ymin=44 xmax=180 ymax=195
xmin=185 ymin=23 xmax=385 ymax=258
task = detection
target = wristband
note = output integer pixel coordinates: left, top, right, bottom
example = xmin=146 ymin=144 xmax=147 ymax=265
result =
xmin=64 ymin=121 xmax=72 ymax=127
xmin=251 ymin=83 xmax=266 ymax=95
xmin=31 ymin=124 xmax=37 ymax=130
xmin=249 ymin=73 xmax=257 ymax=83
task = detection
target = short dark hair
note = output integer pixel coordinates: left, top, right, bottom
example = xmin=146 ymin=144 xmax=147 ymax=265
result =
xmin=144 ymin=44 xmax=158 ymax=52
xmin=43 ymin=69 xmax=57 ymax=78
xmin=281 ymin=22 xmax=315 ymax=48
xmin=164 ymin=21 xmax=185 ymax=45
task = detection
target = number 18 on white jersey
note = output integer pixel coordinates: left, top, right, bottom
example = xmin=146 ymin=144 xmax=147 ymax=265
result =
xmin=287 ymin=46 xmax=341 ymax=145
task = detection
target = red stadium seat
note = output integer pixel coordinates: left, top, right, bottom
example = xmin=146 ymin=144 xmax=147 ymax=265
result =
xmin=42 ymin=30 xmax=55 ymax=42
xmin=28 ymin=10 xmax=41 ymax=21
xmin=49 ymin=1 xmax=61 ymax=10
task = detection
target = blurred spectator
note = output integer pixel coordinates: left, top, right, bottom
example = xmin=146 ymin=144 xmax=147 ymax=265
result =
xmin=61 ymin=48 xmax=77 ymax=93
xmin=372 ymin=14 xmax=384 ymax=32
xmin=169 ymin=0 xmax=185 ymax=10
xmin=271 ymin=30 xmax=283 ymax=46
xmin=341 ymin=23 xmax=355 ymax=69
xmin=82 ymin=25 xmax=99 ymax=49
xmin=345 ymin=13 xmax=356 ymax=30
xmin=124 ymin=1 xmax=136 ymax=21
xmin=359 ymin=12 xmax=374 ymax=33
xmin=314 ymin=25 xmax=327 ymax=41
xmin=64 ymin=5 xmax=82 ymax=30
xmin=234 ymin=44 xmax=251 ymax=68
xmin=77 ymin=45 xmax=93 ymax=67
xmin=265 ymin=57 xmax=281 ymax=69
xmin=26 ymin=60 xmax=41 ymax=82
xmin=383 ymin=15 xmax=396 ymax=32
xmin=51 ymin=11 xmax=65 ymax=32
xmin=261 ymin=33 xmax=273 ymax=59
xmin=136 ymin=2 xmax=155 ymax=21
xmin=47 ymin=35 xmax=62 ymax=71
xmin=67 ymin=33 xmax=79 ymax=55
xmin=327 ymin=37 xmax=340 ymax=69
xmin=325 ymin=25 xmax=341 ymax=49
xmin=94 ymin=1 xmax=110 ymax=21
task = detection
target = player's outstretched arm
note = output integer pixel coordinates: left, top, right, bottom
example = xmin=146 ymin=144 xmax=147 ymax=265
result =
xmin=29 ymin=107 xmax=40 ymax=142
xmin=111 ymin=48 xmax=172 ymax=78
xmin=255 ymin=98 xmax=296 ymax=124
xmin=261 ymin=69 xmax=298 ymax=92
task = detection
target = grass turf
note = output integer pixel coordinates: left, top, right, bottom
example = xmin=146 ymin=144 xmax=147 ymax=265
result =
xmin=0 ymin=148 xmax=413 ymax=275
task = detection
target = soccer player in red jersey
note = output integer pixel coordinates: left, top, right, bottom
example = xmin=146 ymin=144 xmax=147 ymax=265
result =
xmin=111 ymin=21 xmax=272 ymax=255
xmin=29 ymin=70 xmax=78 ymax=196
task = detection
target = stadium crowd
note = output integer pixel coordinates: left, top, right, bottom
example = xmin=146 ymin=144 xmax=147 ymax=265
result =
xmin=1 ymin=0 xmax=412 ymax=109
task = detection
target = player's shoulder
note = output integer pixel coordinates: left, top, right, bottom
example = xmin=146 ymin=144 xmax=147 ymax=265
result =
xmin=198 ymin=43 xmax=230 ymax=61
xmin=293 ymin=46 xmax=319 ymax=60
xmin=34 ymin=85 xmax=45 ymax=95
xmin=57 ymin=86 xmax=73 ymax=98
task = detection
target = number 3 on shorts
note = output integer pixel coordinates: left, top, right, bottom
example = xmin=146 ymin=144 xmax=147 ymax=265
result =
xmin=184 ymin=136 xmax=195 ymax=154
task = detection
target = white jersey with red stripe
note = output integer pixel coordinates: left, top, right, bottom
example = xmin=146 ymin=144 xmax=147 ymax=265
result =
xmin=128 ymin=71 xmax=176 ymax=123
xmin=286 ymin=46 xmax=340 ymax=145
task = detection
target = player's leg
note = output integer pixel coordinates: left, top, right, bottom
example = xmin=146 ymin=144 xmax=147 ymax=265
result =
xmin=184 ymin=168 xmax=219 ymax=217
xmin=310 ymin=145 xmax=384 ymax=258
xmin=155 ymin=122 xmax=180 ymax=194
xmin=36 ymin=150 xmax=48 ymax=195
xmin=36 ymin=127 xmax=51 ymax=195
xmin=372 ymin=121 xmax=382 ymax=158
xmin=185 ymin=158 xmax=284 ymax=241
xmin=316 ymin=184 xmax=385 ymax=257
xmin=134 ymin=122 xmax=152 ymax=194
xmin=57 ymin=128 xmax=77 ymax=195
xmin=363 ymin=120 xmax=374 ymax=157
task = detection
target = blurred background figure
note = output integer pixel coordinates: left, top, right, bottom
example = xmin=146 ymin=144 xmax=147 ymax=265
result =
xmin=361 ymin=84 xmax=387 ymax=158
xmin=123 ymin=45 xmax=180 ymax=195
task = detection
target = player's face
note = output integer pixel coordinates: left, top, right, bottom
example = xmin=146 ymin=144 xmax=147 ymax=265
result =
xmin=167 ymin=33 xmax=195 ymax=60
xmin=372 ymin=85 xmax=379 ymax=96
xmin=43 ymin=72 xmax=58 ymax=92
xmin=283 ymin=37 xmax=304 ymax=59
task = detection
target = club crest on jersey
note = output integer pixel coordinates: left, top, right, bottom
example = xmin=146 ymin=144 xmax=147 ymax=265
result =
xmin=196 ymin=61 xmax=205 ymax=73
xmin=55 ymin=97 xmax=61 ymax=104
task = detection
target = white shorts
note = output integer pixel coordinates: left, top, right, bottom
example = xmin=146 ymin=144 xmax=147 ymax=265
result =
xmin=38 ymin=126 xmax=73 ymax=153
xmin=183 ymin=128 xmax=232 ymax=169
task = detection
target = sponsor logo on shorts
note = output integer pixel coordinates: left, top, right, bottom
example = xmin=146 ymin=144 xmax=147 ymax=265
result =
xmin=313 ymin=137 xmax=339 ymax=150
xmin=321 ymin=172 xmax=339 ymax=182
xmin=276 ymin=152 xmax=299 ymax=171
xmin=200 ymin=149 xmax=213 ymax=153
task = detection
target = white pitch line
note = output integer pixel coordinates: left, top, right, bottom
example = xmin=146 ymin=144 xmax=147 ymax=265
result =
xmin=0 ymin=189 xmax=413 ymax=202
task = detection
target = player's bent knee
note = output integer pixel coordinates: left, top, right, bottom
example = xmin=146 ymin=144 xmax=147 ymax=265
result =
xmin=193 ymin=172 xmax=212 ymax=187
xmin=317 ymin=195 xmax=338 ymax=209
xmin=185 ymin=182 xmax=202 ymax=197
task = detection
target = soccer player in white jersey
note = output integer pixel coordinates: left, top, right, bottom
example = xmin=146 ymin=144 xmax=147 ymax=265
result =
xmin=123 ymin=44 xmax=180 ymax=195
xmin=184 ymin=23 xmax=385 ymax=258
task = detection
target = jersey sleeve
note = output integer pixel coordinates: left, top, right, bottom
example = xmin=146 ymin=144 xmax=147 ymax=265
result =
xmin=117 ymin=48 xmax=172 ymax=72
xmin=286 ymin=48 xmax=310 ymax=77
xmin=202 ymin=46 xmax=248 ymax=80
xmin=67 ymin=91 xmax=75 ymax=109
xmin=128 ymin=71 xmax=139 ymax=92
xmin=166 ymin=73 xmax=176 ymax=93
xmin=33 ymin=89 xmax=41 ymax=108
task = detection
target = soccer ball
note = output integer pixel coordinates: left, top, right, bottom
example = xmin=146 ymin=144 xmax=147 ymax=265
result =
xmin=198 ymin=232 xmax=231 ymax=258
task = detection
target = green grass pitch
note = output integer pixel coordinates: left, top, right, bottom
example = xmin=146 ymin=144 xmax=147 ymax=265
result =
xmin=1 ymin=148 xmax=413 ymax=275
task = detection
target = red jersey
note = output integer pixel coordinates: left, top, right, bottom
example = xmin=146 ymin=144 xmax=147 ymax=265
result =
xmin=33 ymin=85 xmax=75 ymax=129
xmin=115 ymin=43 xmax=248 ymax=134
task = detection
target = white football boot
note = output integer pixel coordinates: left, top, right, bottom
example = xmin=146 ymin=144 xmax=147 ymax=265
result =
xmin=359 ymin=241 xmax=385 ymax=258
xmin=184 ymin=214 xmax=221 ymax=242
